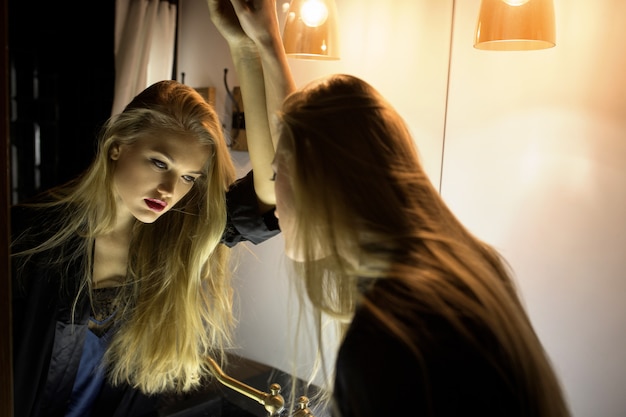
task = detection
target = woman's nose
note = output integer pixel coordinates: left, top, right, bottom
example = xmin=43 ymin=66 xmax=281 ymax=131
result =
xmin=157 ymin=175 xmax=177 ymax=197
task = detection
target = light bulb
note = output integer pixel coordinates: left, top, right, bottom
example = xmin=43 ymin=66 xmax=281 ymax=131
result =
xmin=300 ymin=0 xmax=328 ymax=27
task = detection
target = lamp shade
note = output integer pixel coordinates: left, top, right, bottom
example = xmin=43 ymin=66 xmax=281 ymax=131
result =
xmin=474 ymin=0 xmax=556 ymax=51
xmin=282 ymin=0 xmax=340 ymax=60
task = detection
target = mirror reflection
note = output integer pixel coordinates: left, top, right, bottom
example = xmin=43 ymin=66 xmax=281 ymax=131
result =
xmin=8 ymin=1 xmax=296 ymax=416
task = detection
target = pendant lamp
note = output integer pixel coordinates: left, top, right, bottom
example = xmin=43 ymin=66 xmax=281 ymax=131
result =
xmin=474 ymin=0 xmax=556 ymax=51
xmin=282 ymin=0 xmax=340 ymax=60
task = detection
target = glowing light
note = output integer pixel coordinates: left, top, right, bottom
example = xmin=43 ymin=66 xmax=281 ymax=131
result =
xmin=300 ymin=0 xmax=328 ymax=27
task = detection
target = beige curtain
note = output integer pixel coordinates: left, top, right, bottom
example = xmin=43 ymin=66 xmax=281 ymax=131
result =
xmin=112 ymin=0 xmax=178 ymax=115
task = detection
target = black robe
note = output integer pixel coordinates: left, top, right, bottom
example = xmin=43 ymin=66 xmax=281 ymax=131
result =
xmin=334 ymin=279 xmax=530 ymax=417
xmin=11 ymin=171 xmax=279 ymax=417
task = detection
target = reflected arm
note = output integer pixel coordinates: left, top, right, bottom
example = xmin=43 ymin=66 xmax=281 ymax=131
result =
xmin=208 ymin=0 xmax=278 ymax=209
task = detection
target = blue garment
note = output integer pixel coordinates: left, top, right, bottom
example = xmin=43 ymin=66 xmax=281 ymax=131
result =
xmin=65 ymin=317 xmax=113 ymax=417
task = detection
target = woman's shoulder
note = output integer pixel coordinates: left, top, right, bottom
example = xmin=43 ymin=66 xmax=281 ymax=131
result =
xmin=333 ymin=303 xmax=426 ymax=416
xmin=336 ymin=277 xmax=523 ymax=416
xmin=340 ymin=277 xmax=491 ymax=375
xmin=335 ymin=288 xmax=516 ymax=416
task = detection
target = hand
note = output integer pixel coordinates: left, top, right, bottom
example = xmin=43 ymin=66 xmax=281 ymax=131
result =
xmin=207 ymin=0 xmax=252 ymax=47
xmin=225 ymin=0 xmax=282 ymax=48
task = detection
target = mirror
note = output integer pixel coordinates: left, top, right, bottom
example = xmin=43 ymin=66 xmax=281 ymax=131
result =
xmin=3 ymin=0 xmax=453 ymax=415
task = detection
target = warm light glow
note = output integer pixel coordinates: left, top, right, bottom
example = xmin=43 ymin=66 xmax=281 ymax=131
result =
xmin=282 ymin=0 xmax=340 ymax=60
xmin=503 ymin=0 xmax=530 ymax=5
xmin=474 ymin=0 xmax=556 ymax=51
xmin=300 ymin=0 xmax=328 ymax=27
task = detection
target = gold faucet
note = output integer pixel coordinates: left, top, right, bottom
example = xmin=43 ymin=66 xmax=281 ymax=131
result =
xmin=206 ymin=357 xmax=314 ymax=417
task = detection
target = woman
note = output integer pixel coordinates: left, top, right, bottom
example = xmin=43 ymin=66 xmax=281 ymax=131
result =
xmin=213 ymin=1 xmax=572 ymax=416
xmin=273 ymin=74 xmax=572 ymax=417
xmin=11 ymin=79 xmax=279 ymax=416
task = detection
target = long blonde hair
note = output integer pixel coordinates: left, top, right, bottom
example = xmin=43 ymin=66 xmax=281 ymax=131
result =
xmin=12 ymin=80 xmax=236 ymax=393
xmin=276 ymin=74 xmax=570 ymax=416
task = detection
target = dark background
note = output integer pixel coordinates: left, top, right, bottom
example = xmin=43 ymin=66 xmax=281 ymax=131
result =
xmin=3 ymin=3 xmax=115 ymax=412
xmin=8 ymin=0 xmax=116 ymax=203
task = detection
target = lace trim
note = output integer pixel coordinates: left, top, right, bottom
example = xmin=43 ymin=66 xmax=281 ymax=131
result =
xmin=89 ymin=286 xmax=120 ymax=337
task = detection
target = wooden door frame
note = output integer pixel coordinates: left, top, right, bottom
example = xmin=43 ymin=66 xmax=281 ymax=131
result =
xmin=1 ymin=0 xmax=14 ymax=414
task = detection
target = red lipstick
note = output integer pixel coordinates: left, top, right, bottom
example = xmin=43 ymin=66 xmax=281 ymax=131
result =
xmin=145 ymin=198 xmax=167 ymax=212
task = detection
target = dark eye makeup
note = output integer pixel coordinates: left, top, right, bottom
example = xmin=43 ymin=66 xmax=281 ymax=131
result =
xmin=151 ymin=159 xmax=167 ymax=169
xmin=151 ymin=157 xmax=198 ymax=184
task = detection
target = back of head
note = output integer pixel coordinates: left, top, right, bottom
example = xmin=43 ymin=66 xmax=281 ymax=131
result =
xmin=277 ymin=74 xmax=438 ymax=271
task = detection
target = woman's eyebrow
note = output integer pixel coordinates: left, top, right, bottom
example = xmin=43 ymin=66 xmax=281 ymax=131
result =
xmin=153 ymin=148 xmax=175 ymax=163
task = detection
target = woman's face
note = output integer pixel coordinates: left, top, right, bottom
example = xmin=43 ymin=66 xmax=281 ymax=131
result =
xmin=111 ymin=133 xmax=210 ymax=224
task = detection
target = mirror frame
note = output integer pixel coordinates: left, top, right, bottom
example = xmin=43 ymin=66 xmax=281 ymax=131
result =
xmin=1 ymin=0 xmax=14 ymax=414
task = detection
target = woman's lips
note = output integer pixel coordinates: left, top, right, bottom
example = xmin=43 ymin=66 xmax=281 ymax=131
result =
xmin=145 ymin=198 xmax=167 ymax=212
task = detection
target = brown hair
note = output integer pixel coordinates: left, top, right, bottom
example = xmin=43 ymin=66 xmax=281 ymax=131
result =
xmin=276 ymin=74 xmax=570 ymax=416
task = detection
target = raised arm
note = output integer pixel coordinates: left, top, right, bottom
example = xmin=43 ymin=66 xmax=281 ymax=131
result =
xmin=208 ymin=0 xmax=279 ymax=208
xmin=226 ymin=0 xmax=297 ymax=148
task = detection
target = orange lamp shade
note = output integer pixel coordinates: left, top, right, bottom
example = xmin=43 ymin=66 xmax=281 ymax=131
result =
xmin=474 ymin=0 xmax=556 ymax=51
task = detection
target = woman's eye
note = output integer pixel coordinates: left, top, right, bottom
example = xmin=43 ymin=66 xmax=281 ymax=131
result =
xmin=151 ymin=159 xmax=167 ymax=169
xmin=270 ymin=172 xmax=277 ymax=181
xmin=182 ymin=175 xmax=197 ymax=184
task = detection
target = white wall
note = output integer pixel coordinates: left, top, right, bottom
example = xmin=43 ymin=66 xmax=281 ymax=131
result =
xmin=442 ymin=2 xmax=626 ymax=417
xmin=178 ymin=1 xmax=626 ymax=416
